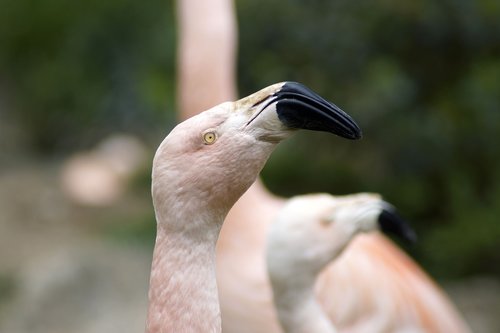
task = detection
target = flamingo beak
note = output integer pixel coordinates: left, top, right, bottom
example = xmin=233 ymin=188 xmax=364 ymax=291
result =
xmin=271 ymin=82 xmax=362 ymax=140
xmin=240 ymin=81 xmax=362 ymax=140
xmin=378 ymin=206 xmax=417 ymax=244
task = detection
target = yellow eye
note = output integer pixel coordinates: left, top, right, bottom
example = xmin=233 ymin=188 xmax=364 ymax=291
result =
xmin=320 ymin=217 xmax=334 ymax=227
xmin=203 ymin=131 xmax=217 ymax=144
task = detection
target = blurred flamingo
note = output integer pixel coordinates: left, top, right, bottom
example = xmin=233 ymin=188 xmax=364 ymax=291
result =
xmin=267 ymin=193 xmax=416 ymax=333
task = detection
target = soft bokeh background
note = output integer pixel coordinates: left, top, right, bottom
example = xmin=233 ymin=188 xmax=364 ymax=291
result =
xmin=1 ymin=0 xmax=499 ymax=332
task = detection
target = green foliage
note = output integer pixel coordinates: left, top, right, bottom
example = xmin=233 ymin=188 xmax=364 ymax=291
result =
xmin=102 ymin=211 xmax=157 ymax=247
xmin=0 ymin=0 xmax=176 ymax=152
xmin=1 ymin=0 xmax=499 ymax=278
xmin=0 ymin=274 xmax=16 ymax=307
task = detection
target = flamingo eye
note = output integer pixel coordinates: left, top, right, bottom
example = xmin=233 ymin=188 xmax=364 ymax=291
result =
xmin=202 ymin=131 xmax=217 ymax=145
xmin=320 ymin=216 xmax=335 ymax=227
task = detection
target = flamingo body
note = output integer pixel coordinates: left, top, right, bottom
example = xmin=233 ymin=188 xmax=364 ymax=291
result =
xmin=219 ymin=195 xmax=470 ymax=333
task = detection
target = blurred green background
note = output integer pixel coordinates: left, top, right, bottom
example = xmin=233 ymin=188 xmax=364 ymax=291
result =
xmin=1 ymin=0 xmax=500 ymax=331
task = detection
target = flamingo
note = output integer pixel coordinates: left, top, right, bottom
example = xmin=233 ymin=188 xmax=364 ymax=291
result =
xmin=176 ymin=1 xmax=471 ymax=332
xmin=266 ymin=193 xmax=416 ymax=333
xmin=145 ymin=82 xmax=361 ymax=332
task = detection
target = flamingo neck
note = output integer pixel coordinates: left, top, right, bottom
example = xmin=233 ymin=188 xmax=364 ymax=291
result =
xmin=146 ymin=217 xmax=222 ymax=333
xmin=272 ymin=283 xmax=336 ymax=333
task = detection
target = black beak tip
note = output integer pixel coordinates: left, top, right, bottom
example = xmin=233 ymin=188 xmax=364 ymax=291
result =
xmin=349 ymin=128 xmax=363 ymax=140
xmin=274 ymin=82 xmax=363 ymax=140
xmin=378 ymin=208 xmax=417 ymax=244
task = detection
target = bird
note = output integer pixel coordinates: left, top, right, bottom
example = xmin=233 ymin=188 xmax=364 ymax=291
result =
xmin=266 ymin=193 xmax=416 ymax=333
xmin=176 ymin=1 xmax=471 ymax=332
xmin=145 ymin=81 xmax=362 ymax=332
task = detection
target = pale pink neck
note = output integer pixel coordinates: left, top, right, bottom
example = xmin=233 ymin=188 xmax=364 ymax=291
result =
xmin=146 ymin=223 xmax=221 ymax=333
xmin=273 ymin=286 xmax=336 ymax=333
xmin=177 ymin=0 xmax=237 ymax=120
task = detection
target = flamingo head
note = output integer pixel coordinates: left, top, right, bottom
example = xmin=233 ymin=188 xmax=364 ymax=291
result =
xmin=152 ymin=82 xmax=361 ymax=232
xmin=267 ymin=193 xmax=416 ymax=289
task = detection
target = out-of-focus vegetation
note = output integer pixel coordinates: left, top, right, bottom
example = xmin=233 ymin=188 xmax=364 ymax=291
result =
xmin=0 ymin=0 xmax=175 ymax=152
xmin=1 ymin=0 xmax=499 ymax=279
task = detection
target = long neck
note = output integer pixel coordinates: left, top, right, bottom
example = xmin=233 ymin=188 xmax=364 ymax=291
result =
xmin=272 ymin=282 xmax=337 ymax=333
xmin=146 ymin=215 xmax=222 ymax=333
xmin=177 ymin=0 xmax=237 ymax=120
